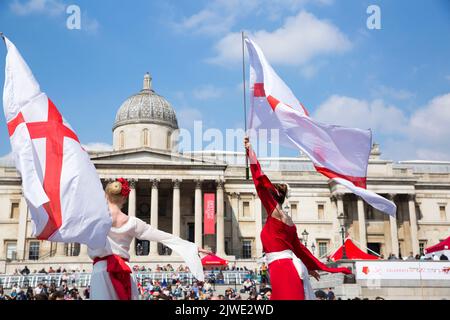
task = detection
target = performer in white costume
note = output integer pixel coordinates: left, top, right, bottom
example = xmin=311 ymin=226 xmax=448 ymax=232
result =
xmin=89 ymin=178 xmax=208 ymax=300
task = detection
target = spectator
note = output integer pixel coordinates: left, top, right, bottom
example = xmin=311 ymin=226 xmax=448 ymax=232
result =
xmin=38 ymin=267 xmax=48 ymax=274
xmin=327 ymin=288 xmax=335 ymax=300
xmin=35 ymin=293 xmax=48 ymax=300
xmin=433 ymin=254 xmax=440 ymax=261
xmin=34 ymin=283 xmax=44 ymax=296
xmin=415 ymin=254 xmax=420 ymax=260
xmin=260 ymin=263 xmax=268 ymax=283
xmin=20 ymin=265 xmax=30 ymax=275
xmin=407 ymin=252 xmax=415 ymax=261
xmin=0 ymin=286 xmax=6 ymax=300
xmin=48 ymin=267 xmax=56 ymax=273
xmin=315 ymin=290 xmax=327 ymax=300
xmin=440 ymin=253 xmax=449 ymax=260
xmin=243 ymin=278 xmax=253 ymax=293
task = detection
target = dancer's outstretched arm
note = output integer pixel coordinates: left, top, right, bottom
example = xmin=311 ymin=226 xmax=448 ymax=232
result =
xmin=292 ymin=235 xmax=351 ymax=275
xmin=133 ymin=217 xmax=206 ymax=281
xmin=244 ymin=137 xmax=278 ymax=216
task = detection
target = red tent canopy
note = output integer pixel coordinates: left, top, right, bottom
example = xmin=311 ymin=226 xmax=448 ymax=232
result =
xmin=424 ymin=236 xmax=450 ymax=254
xmin=201 ymin=254 xmax=228 ymax=266
xmin=329 ymin=238 xmax=380 ymax=261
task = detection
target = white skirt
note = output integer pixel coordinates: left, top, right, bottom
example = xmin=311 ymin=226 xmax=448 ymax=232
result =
xmin=90 ymin=260 xmax=139 ymax=300
xmin=265 ymin=249 xmax=316 ymax=300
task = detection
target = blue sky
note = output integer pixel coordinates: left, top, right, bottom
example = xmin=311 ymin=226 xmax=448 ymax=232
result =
xmin=1 ymin=0 xmax=450 ymax=161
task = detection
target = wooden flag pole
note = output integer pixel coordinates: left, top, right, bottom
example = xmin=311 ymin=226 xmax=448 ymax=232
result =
xmin=241 ymin=31 xmax=249 ymax=180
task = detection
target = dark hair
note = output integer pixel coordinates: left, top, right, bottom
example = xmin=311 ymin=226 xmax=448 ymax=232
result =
xmin=272 ymin=183 xmax=288 ymax=205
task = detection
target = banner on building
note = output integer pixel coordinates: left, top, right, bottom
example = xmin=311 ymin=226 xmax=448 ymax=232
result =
xmin=203 ymin=193 xmax=215 ymax=235
xmin=355 ymin=261 xmax=450 ymax=280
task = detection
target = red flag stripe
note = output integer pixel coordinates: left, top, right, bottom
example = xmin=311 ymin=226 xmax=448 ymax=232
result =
xmin=314 ymin=165 xmax=367 ymax=189
xmin=7 ymin=113 xmax=25 ymax=136
xmin=253 ymin=83 xmax=266 ymax=97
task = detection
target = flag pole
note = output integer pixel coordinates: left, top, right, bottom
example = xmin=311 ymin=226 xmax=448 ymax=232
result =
xmin=0 ymin=32 xmax=5 ymax=42
xmin=241 ymin=31 xmax=249 ymax=180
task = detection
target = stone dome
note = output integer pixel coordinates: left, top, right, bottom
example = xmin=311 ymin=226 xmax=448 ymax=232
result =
xmin=113 ymin=73 xmax=178 ymax=131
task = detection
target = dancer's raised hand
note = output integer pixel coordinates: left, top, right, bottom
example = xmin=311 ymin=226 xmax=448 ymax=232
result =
xmin=244 ymin=136 xmax=251 ymax=151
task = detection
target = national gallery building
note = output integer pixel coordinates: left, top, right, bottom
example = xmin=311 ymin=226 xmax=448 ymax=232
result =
xmin=1 ymin=74 xmax=449 ymax=273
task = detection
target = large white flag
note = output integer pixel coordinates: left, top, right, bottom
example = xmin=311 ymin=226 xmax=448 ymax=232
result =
xmin=2 ymin=36 xmax=112 ymax=248
xmin=245 ymin=37 xmax=396 ymax=216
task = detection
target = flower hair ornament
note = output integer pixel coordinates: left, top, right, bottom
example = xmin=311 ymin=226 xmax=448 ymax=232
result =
xmin=116 ymin=178 xmax=131 ymax=197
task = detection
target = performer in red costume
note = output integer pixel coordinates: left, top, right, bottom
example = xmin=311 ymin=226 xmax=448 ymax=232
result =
xmin=89 ymin=178 xmax=209 ymax=300
xmin=245 ymin=137 xmax=351 ymax=300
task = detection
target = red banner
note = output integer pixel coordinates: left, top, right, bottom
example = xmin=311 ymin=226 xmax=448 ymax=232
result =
xmin=204 ymin=193 xmax=215 ymax=235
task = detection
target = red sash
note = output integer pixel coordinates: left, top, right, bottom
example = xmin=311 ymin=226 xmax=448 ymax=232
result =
xmin=93 ymin=255 xmax=132 ymax=300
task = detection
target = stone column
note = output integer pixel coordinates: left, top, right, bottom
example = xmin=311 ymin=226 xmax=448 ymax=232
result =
xmin=128 ymin=179 xmax=137 ymax=256
xmin=388 ymin=194 xmax=399 ymax=257
xmin=230 ymin=193 xmax=240 ymax=256
xmin=150 ymin=179 xmax=159 ymax=255
xmin=55 ymin=243 xmax=66 ymax=257
xmin=79 ymin=244 xmax=89 ymax=258
xmin=254 ymin=194 xmax=263 ymax=257
xmin=17 ymin=197 xmax=28 ymax=260
xmin=408 ymin=194 xmax=419 ymax=256
xmin=172 ymin=179 xmax=181 ymax=238
xmin=357 ymin=197 xmax=367 ymax=252
xmin=216 ymin=180 xmax=225 ymax=256
xmin=194 ymin=179 xmax=203 ymax=248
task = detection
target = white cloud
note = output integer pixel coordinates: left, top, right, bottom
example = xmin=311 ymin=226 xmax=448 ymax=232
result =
xmin=82 ymin=142 xmax=113 ymax=152
xmin=409 ymin=93 xmax=450 ymax=144
xmin=173 ymin=0 xmax=334 ymax=36
xmin=193 ymin=85 xmax=224 ymax=100
xmin=314 ymin=93 xmax=450 ymax=161
xmin=10 ymin=0 xmax=65 ymax=16
xmin=314 ymin=95 xmax=408 ymax=134
xmin=209 ymin=11 xmax=351 ymax=66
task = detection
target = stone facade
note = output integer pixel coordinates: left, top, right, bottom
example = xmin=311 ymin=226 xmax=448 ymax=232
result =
xmin=1 ymin=74 xmax=449 ymax=274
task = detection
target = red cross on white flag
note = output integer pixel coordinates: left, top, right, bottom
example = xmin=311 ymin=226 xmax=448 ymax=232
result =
xmin=245 ymin=37 xmax=396 ymax=216
xmin=2 ymin=36 xmax=112 ymax=248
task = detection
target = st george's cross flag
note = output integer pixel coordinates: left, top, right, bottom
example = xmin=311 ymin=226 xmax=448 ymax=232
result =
xmin=245 ymin=37 xmax=396 ymax=216
xmin=2 ymin=36 xmax=112 ymax=248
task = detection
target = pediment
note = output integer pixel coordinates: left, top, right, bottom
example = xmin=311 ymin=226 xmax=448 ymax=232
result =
xmin=89 ymin=147 xmax=225 ymax=166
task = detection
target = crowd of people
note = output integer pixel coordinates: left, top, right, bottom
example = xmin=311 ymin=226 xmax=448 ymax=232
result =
xmin=384 ymin=252 xmax=449 ymax=261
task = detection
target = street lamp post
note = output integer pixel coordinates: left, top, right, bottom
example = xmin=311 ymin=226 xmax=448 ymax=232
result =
xmin=338 ymin=213 xmax=348 ymax=259
xmin=301 ymin=229 xmax=309 ymax=247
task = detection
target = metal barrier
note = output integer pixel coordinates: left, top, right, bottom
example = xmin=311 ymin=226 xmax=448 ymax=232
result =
xmin=0 ymin=271 xmax=255 ymax=290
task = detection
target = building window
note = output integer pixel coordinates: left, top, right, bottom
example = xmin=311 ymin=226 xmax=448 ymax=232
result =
xmin=65 ymin=243 xmax=80 ymax=257
xmin=317 ymin=240 xmax=329 ymax=258
xmin=119 ymin=130 xmax=125 ymax=149
xmin=439 ymin=205 xmax=447 ymax=221
xmin=419 ymin=241 xmax=427 ymax=256
xmin=142 ymin=129 xmax=149 ymax=147
xmin=317 ymin=204 xmax=325 ymax=220
xmin=6 ymin=241 xmax=17 ymax=260
xmin=242 ymin=201 xmax=251 ymax=218
xmin=28 ymin=241 xmax=40 ymax=260
xmin=291 ymin=203 xmax=298 ymax=219
xmin=10 ymin=202 xmax=20 ymax=219
xmin=242 ymin=240 xmax=252 ymax=259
